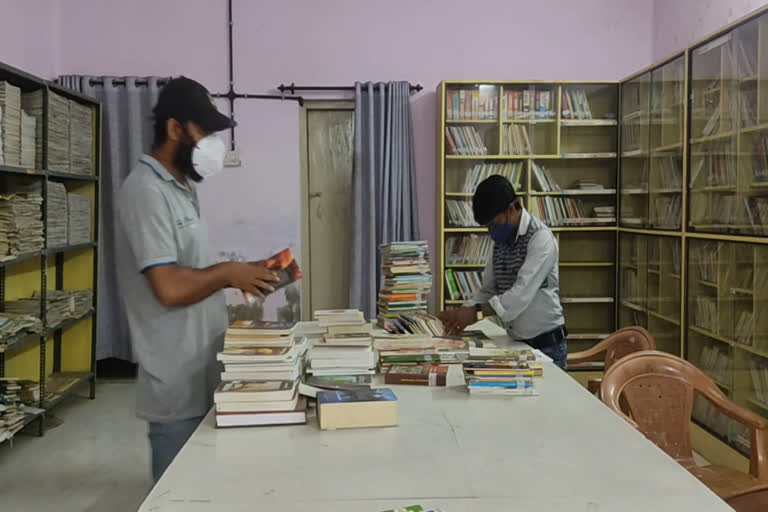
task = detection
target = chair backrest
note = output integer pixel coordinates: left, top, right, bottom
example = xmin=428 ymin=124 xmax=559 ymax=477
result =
xmin=568 ymin=326 xmax=656 ymax=369
xmin=601 ymin=350 xmax=727 ymax=462
xmin=601 ymin=327 xmax=656 ymax=371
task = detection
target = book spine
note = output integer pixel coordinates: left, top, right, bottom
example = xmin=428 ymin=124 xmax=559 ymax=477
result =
xmin=472 ymin=89 xmax=479 ymax=120
xmin=459 ymin=90 xmax=466 ymax=120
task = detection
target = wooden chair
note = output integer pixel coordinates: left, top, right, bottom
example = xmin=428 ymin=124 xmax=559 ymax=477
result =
xmin=602 ymin=350 xmax=768 ymax=509
xmin=567 ymin=326 xmax=655 ymax=397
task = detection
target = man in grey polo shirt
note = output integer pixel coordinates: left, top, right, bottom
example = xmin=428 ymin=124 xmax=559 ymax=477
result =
xmin=116 ymin=77 xmax=279 ymax=482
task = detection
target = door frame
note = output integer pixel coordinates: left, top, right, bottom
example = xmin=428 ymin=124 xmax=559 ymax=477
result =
xmin=298 ymin=100 xmax=355 ymax=320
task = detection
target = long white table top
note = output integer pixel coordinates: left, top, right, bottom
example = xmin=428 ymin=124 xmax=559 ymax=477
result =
xmin=139 ymin=322 xmax=731 ymax=512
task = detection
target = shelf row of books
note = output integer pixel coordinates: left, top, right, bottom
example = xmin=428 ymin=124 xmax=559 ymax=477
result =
xmin=502 ymin=89 xmax=554 ymax=120
xmin=0 ymin=83 xmax=95 ymax=174
xmin=690 ymin=144 xmax=737 ymax=187
xmin=445 ymin=234 xmax=491 ymax=266
xmin=749 ymin=358 xmax=768 ymax=407
xmin=0 ymin=312 xmax=42 ymax=351
xmin=501 ymin=124 xmax=531 ymax=155
xmin=458 ymin=162 xmax=523 ymax=195
xmin=528 ymin=196 xmax=615 ymax=227
xmin=693 ymin=297 xmax=718 ymax=333
xmin=692 ymin=394 xmax=748 ymax=452
xmin=3 ymin=289 xmax=93 ymax=328
xmin=445 ymin=199 xmax=477 ymax=227
xmin=653 ymin=196 xmax=682 ymax=229
xmin=444 ymin=269 xmax=481 ymax=302
xmin=445 ymin=88 xmax=498 ymax=121
xmin=698 ymin=343 xmax=731 ymax=385
xmin=445 ymin=126 xmax=487 ymax=155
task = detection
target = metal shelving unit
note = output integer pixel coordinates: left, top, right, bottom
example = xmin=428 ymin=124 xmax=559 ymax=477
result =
xmin=0 ymin=60 xmax=100 ymax=439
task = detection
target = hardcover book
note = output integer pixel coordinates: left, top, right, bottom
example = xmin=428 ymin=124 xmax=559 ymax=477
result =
xmin=384 ymin=365 xmax=448 ymax=386
xmin=317 ymin=388 xmax=398 ymax=430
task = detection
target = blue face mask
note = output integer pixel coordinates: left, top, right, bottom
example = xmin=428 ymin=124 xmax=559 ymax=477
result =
xmin=489 ymin=222 xmax=517 ymax=244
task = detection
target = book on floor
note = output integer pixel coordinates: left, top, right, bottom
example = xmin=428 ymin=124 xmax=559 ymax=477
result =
xmin=317 ymin=388 xmax=398 ymax=430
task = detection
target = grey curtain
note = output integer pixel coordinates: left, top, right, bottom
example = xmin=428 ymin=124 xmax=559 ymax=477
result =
xmin=350 ymin=81 xmax=419 ymax=319
xmin=57 ymin=75 xmax=166 ymax=361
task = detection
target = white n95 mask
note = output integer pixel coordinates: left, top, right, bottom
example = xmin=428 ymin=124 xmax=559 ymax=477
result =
xmin=192 ymin=134 xmax=227 ymax=178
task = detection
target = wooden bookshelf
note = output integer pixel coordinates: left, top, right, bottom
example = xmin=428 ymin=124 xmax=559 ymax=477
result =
xmin=0 ymin=61 xmax=100 ymax=439
xmin=437 ymin=81 xmax=619 ymax=353
xmin=620 ymin=55 xmax=684 ymax=231
xmin=618 ymin=233 xmax=683 ymax=355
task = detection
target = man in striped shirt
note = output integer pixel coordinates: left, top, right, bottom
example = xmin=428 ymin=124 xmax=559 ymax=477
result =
xmin=438 ymin=175 xmax=568 ymax=369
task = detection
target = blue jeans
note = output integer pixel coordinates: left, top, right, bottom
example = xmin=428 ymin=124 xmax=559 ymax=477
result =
xmin=148 ymin=415 xmax=204 ymax=483
xmin=538 ymin=339 xmax=567 ymax=370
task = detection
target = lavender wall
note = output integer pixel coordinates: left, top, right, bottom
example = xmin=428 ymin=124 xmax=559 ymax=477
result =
xmin=653 ymin=0 xmax=768 ymax=61
xmin=0 ymin=0 xmax=58 ymax=78
xmin=4 ymin=0 xmax=657 ymax=314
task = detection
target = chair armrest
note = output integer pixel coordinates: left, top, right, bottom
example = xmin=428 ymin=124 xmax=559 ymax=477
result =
xmin=568 ymin=347 xmax=606 ymax=365
xmin=707 ymin=392 xmax=768 ymax=431
xmin=706 ymin=391 xmax=768 ymax=481
xmin=587 ymin=378 xmax=602 ymax=396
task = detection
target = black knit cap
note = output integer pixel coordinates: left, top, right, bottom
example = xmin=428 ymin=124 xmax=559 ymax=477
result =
xmin=472 ymin=174 xmax=518 ymax=226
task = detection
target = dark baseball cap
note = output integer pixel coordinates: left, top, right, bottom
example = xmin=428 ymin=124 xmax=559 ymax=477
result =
xmin=153 ymin=76 xmax=235 ymax=133
xmin=473 ymin=174 xmax=518 ymax=225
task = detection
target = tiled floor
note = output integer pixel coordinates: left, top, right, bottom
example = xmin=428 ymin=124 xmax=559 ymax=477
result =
xmin=0 ymin=380 xmax=151 ymax=512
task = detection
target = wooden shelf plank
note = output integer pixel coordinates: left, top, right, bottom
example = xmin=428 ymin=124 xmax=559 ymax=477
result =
xmin=559 ymin=261 xmax=614 ymax=268
xmin=689 ymin=325 xmax=735 ymax=346
xmin=560 ymin=119 xmax=617 ymax=126
xmin=690 ymin=130 xmax=736 ymax=144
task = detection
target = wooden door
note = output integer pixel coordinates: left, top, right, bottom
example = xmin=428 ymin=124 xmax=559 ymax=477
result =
xmin=301 ymin=102 xmax=355 ymax=317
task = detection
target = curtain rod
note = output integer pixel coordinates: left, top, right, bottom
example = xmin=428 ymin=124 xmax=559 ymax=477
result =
xmin=88 ymin=78 xmax=170 ymax=87
xmin=277 ymin=83 xmax=423 ymax=95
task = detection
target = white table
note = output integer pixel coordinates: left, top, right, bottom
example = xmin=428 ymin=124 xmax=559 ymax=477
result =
xmin=139 ymin=322 xmax=732 ymax=512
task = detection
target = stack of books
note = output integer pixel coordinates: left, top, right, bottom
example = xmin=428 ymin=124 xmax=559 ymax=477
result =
xmin=462 ymin=347 xmax=540 ymax=395
xmin=5 ymin=289 xmax=93 ymax=328
xmin=307 ymin=310 xmax=375 ymax=381
xmin=68 ymin=100 xmax=94 ymax=175
xmin=20 ymin=110 xmax=36 ymax=168
xmin=20 ymin=91 xmax=44 ymax=169
xmin=377 ymin=337 xmax=472 ymax=372
xmin=214 ymin=320 xmax=307 ymax=428
xmin=0 ymin=180 xmax=44 ymax=258
xmin=0 ymin=378 xmax=24 ymax=443
xmin=0 ymin=82 xmax=21 ymax=166
xmin=47 ymin=91 xmax=71 ymax=172
xmin=46 ymin=182 xmax=68 ymax=248
xmin=378 ymin=242 xmax=432 ymax=333
xmin=0 ymin=312 xmax=42 ymax=350
xmin=67 ymin=193 xmax=91 ymax=244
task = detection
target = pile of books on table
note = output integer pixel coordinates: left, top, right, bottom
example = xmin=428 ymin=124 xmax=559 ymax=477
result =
xmin=214 ymin=320 xmax=307 ymax=428
xmin=462 ymin=347 xmax=540 ymax=396
xmin=378 ymin=241 xmax=433 ymax=333
xmin=303 ymin=310 xmax=375 ymax=395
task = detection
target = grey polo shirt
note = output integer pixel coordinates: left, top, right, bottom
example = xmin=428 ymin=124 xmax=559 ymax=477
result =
xmin=116 ymin=154 xmax=227 ymax=423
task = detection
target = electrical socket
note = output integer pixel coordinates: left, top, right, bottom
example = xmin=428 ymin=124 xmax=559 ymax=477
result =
xmin=224 ymin=150 xmax=242 ymax=167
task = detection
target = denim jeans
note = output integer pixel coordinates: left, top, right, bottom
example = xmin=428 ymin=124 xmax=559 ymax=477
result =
xmin=538 ymin=339 xmax=567 ymax=370
xmin=148 ymin=415 xmax=204 ymax=483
